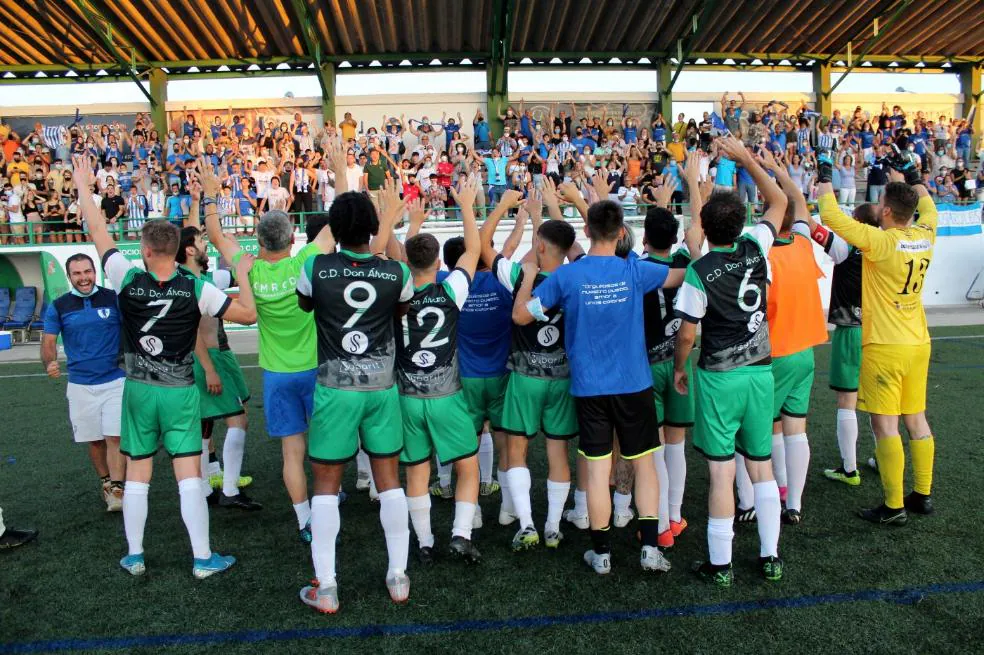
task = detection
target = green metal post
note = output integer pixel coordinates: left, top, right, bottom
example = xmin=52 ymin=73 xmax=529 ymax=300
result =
xmin=812 ymin=62 xmax=832 ymax=118
xmin=149 ymin=68 xmax=168 ymax=137
xmin=658 ymin=59 xmax=673 ymax=120
xmin=320 ymin=62 xmax=336 ymax=124
xmin=959 ymin=65 xmax=982 ymax=158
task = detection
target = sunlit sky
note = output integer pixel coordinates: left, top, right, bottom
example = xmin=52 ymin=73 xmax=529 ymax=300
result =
xmin=0 ymin=68 xmax=963 ymax=108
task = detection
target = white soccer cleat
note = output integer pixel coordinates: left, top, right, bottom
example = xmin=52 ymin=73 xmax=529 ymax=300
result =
xmin=106 ymin=485 xmax=123 ymax=513
xmin=498 ymin=508 xmax=518 ymax=526
xmin=386 ymin=570 xmax=410 ymax=604
xmin=472 ymin=506 xmax=483 ymax=529
xmin=583 ymin=549 xmax=612 ymax=575
xmin=355 ymin=472 xmax=371 ymax=491
xmin=640 ymin=545 xmax=672 ymax=573
xmin=563 ymin=509 xmax=589 ymax=530
xmin=613 ymin=508 xmax=635 ymax=528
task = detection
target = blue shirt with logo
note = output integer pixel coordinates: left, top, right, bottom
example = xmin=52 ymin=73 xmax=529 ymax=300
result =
xmin=43 ymin=287 xmax=124 ymax=385
xmin=437 ymin=269 xmax=512 ymax=378
xmin=530 ymin=255 xmax=668 ymax=396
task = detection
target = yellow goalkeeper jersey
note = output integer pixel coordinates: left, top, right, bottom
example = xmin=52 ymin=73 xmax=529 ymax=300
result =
xmin=818 ymin=192 xmax=937 ymax=347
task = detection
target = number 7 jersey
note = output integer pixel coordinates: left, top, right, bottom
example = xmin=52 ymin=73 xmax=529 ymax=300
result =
xmin=297 ymin=250 xmax=414 ymax=389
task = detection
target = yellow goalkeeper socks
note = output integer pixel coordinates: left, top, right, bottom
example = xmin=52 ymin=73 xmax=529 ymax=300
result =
xmin=875 ymin=435 xmax=905 ymax=509
xmin=909 ymin=436 xmax=935 ymax=496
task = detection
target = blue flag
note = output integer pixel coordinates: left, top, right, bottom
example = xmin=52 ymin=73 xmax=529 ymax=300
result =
xmin=710 ymin=112 xmax=728 ymax=133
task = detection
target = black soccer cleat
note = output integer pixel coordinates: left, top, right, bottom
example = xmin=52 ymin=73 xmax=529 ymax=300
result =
xmin=0 ymin=527 xmax=38 ymax=550
xmin=449 ymin=536 xmax=482 ymax=564
xmin=417 ymin=546 xmax=435 ymax=566
xmin=858 ymin=504 xmax=908 ymax=526
xmin=736 ymin=507 xmax=757 ymax=524
xmin=781 ymin=509 xmax=802 ymax=525
xmin=218 ymin=491 xmax=263 ymax=511
xmin=903 ymin=491 xmax=935 ymax=515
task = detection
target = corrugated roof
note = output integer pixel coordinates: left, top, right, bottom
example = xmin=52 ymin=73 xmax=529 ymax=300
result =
xmin=1 ymin=0 xmax=981 ymax=71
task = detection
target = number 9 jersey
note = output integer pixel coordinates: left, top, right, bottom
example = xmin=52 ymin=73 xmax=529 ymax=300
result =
xmin=297 ymin=250 xmax=414 ymax=389
xmin=396 ymin=268 xmax=471 ymax=398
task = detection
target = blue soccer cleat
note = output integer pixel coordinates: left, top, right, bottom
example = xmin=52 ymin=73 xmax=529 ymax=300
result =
xmin=119 ymin=553 xmax=146 ymax=576
xmin=193 ymin=552 xmax=236 ymax=579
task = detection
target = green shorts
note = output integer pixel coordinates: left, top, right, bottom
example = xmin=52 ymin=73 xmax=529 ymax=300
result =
xmin=772 ymin=348 xmax=815 ymax=421
xmin=501 ymin=374 xmax=578 ymax=439
xmin=194 ymin=348 xmax=251 ymax=420
xmin=650 ymin=359 xmax=695 ymax=427
xmin=399 ymin=392 xmax=479 ymax=465
xmin=120 ymin=380 xmax=202 ymax=460
xmin=308 ymin=385 xmax=404 ymax=464
xmin=829 ymin=325 xmax=862 ymax=392
xmin=693 ymin=365 xmax=775 ymax=461
xmin=461 ymin=374 xmax=508 ymax=433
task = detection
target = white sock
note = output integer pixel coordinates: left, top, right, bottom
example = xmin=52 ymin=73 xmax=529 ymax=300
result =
xmin=753 ymin=480 xmax=781 ymax=557
xmin=222 ymin=427 xmax=246 ymax=497
xmin=498 ymin=468 xmax=515 ymax=514
xmin=356 ymin=449 xmax=370 ymax=476
xmin=123 ymin=481 xmax=149 ymax=556
xmin=573 ymin=488 xmax=587 ymax=516
xmin=437 ymin=456 xmax=453 ymax=488
xmin=178 ymin=477 xmax=211 ymax=560
xmin=707 ymin=516 xmax=734 ymax=566
xmin=293 ymin=500 xmax=312 ymax=530
xmin=378 ymin=488 xmax=409 ymax=573
xmin=310 ymin=495 xmax=339 ymax=585
xmin=407 ymin=494 xmax=434 ymax=548
xmin=613 ymin=491 xmax=632 ymax=516
xmin=207 ymin=459 xmax=222 ymax=477
xmin=508 ymin=467 xmax=534 ymax=528
xmin=478 ymin=433 xmax=494 ymax=484
xmin=545 ymin=479 xmax=570 ymax=533
xmin=653 ymin=448 xmax=670 ymax=533
xmin=664 ymin=441 xmax=686 ymax=522
xmin=784 ymin=433 xmax=810 ymax=512
xmin=452 ymin=501 xmax=477 ymax=540
xmin=200 ymin=439 xmax=212 ymax=497
xmin=735 ymin=455 xmax=755 ymax=510
xmin=771 ymin=432 xmax=787 ymax=488
xmin=837 ymin=409 xmax=858 ymax=473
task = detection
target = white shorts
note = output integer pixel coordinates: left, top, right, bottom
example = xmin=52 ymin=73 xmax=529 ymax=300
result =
xmin=67 ymin=377 xmax=124 ymax=443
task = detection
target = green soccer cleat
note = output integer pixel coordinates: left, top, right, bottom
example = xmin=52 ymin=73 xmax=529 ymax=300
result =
xmin=429 ymin=480 xmax=453 ymax=500
xmin=823 ymin=467 xmax=861 ymax=486
xmin=209 ymin=473 xmax=253 ymax=490
xmin=692 ymin=561 xmax=734 ymax=587
xmin=479 ymin=480 xmax=501 ymax=496
xmin=511 ymin=525 xmax=540 ymax=552
xmin=760 ymin=555 xmax=784 ymax=581
xmin=544 ymin=529 xmax=563 ymax=549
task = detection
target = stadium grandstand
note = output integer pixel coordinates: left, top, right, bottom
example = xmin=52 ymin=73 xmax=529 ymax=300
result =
xmin=1 ymin=1 xmax=984 ymax=654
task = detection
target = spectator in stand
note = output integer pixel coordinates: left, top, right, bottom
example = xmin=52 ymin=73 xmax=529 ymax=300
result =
xmin=101 ymin=184 xmax=125 ymax=240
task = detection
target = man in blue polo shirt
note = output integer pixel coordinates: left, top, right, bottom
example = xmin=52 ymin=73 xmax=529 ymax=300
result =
xmin=42 ymin=253 xmax=126 ymax=512
xmin=514 ymin=196 xmax=686 ymax=575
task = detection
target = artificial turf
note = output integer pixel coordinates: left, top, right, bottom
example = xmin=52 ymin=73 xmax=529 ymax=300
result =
xmin=2 ymin=324 xmax=983 ymax=654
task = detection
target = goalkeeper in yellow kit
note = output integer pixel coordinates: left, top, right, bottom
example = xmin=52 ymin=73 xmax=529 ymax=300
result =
xmin=815 ymin=141 xmax=937 ymax=526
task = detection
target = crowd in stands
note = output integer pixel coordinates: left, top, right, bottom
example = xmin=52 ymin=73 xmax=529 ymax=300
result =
xmin=0 ymin=95 xmax=980 ymax=245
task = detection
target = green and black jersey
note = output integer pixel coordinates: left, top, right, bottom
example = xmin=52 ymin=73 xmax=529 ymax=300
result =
xmin=296 ymin=249 xmax=413 ymax=389
xmin=674 ymin=223 xmax=776 ymax=371
xmin=395 ymin=269 xmax=470 ymax=398
xmin=103 ymin=249 xmax=231 ymax=386
xmin=494 ymin=255 xmax=569 ymax=380
xmin=642 ymin=246 xmax=691 ymax=364
xmin=178 ymin=265 xmax=236 ymax=350
xmin=809 ymin=221 xmax=862 ymax=327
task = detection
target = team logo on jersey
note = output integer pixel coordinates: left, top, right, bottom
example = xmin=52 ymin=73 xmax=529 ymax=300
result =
xmin=537 ymin=325 xmax=560 ymax=347
xmin=341 ymin=330 xmax=369 ymax=355
xmin=97 ymin=308 xmax=111 ymax=319
xmin=139 ymin=334 xmax=164 ymax=356
xmin=747 ymin=311 xmax=765 ymax=333
xmin=412 ymin=350 xmax=436 ymax=368
xmin=664 ymin=318 xmax=682 ymax=337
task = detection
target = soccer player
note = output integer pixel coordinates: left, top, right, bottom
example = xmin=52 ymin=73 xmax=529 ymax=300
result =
xmin=176 ymin=222 xmax=259 ymax=511
xmin=390 ymin=176 xmax=484 ymax=564
xmin=641 ymin=152 xmax=705 ymax=548
xmin=803 ymin=204 xmax=880 ymax=486
xmin=735 ymin=154 xmax=828 ymax=525
xmin=673 ymin=136 xmax=787 ymax=586
xmin=41 ymin=253 xmax=126 ymax=512
xmin=816 ymin=147 xmax=938 ymax=525
xmin=203 ymin=147 xmax=345 ymax=541
xmin=295 ymin=182 xmax=414 ymax=613
xmin=482 ymin=184 xmax=582 ymax=551
xmin=70 ymin=155 xmax=258 ymax=579
xmin=513 ymin=181 xmax=680 ymax=576
xmin=433 ymin=192 xmax=527 ymax=525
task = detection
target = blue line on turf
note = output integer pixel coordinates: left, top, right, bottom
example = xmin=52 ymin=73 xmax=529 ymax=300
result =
xmin=2 ymin=580 xmax=982 ymax=653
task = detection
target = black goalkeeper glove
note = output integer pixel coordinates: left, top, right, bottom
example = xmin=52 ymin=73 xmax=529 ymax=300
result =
xmin=887 ymin=143 xmax=922 ymax=186
xmin=816 ymin=148 xmax=834 ymax=184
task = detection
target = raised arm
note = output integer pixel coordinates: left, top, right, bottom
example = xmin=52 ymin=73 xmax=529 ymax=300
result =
xmin=716 ymin=135 xmax=786 ymax=233
xmin=503 ymin=201 xmax=532 ymax=259
xmin=557 ymin=181 xmax=589 ymax=220
xmin=541 ymin=177 xmax=565 ymax=223
xmin=369 ymin=178 xmax=403 ymax=256
xmin=185 ymin=176 xmax=202 ymax=229
xmin=449 ymin=175 xmax=482 ymax=277
xmin=681 ymin=150 xmax=705 ymax=256
xmin=198 ymin=156 xmax=241 ymax=263
xmin=760 ymin=147 xmax=807 ymax=221
xmin=479 ymin=188 xmax=525 ymax=268
xmin=71 ymin=155 xmax=114 ymax=260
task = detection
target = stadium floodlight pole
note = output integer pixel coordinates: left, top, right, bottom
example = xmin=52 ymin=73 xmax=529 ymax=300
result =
xmin=289 ymin=0 xmax=336 ymax=123
xmin=826 ymin=0 xmax=915 ymax=96
xmin=70 ymin=0 xmax=155 ymax=106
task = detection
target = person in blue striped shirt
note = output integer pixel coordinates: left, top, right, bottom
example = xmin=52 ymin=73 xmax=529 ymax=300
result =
xmin=41 ymin=253 xmax=127 ymax=512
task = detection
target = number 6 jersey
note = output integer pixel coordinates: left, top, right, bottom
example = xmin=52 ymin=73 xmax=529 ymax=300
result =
xmin=395 ymin=269 xmax=471 ymax=398
xmin=297 ymin=249 xmax=414 ymax=389
xmin=674 ymin=223 xmax=776 ymax=371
